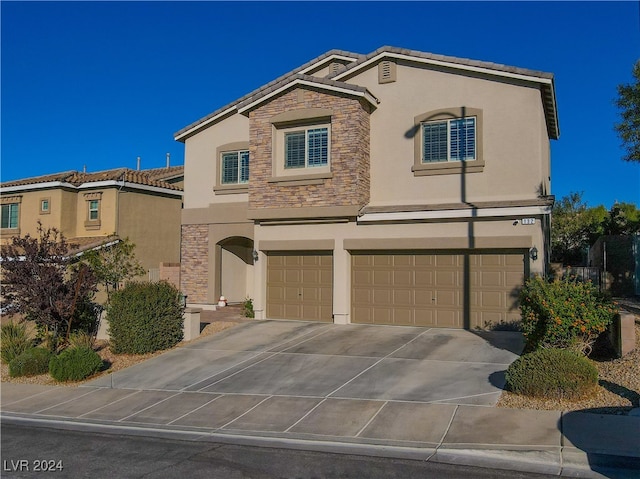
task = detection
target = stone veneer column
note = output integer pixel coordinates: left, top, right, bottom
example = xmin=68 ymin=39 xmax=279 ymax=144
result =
xmin=180 ymin=224 xmax=209 ymax=304
xmin=248 ymin=87 xmax=370 ymax=211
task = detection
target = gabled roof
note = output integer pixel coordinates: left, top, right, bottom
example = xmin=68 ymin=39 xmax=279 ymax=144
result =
xmin=174 ymin=49 xmax=364 ymax=141
xmin=175 ymin=46 xmax=559 ymax=141
xmin=329 ymin=46 xmax=559 ymax=139
xmin=236 ymin=74 xmax=378 ymax=115
xmin=1 ymin=166 xmax=184 ymax=193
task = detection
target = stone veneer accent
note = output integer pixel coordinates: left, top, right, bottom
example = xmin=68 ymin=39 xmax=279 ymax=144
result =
xmin=248 ymin=87 xmax=370 ymax=211
xmin=180 ymin=224 xmax=209 ymax=303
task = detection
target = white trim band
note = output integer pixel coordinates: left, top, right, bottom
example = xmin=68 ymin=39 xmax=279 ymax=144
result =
xmin=357 ymin=205 xmax=552 ymax=223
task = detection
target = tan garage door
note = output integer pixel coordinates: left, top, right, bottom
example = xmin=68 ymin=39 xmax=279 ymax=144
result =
xmin=351 ymin=252 xmax=525 ymax=328
xmin=267 ymin=252 xmax=333 ymax=322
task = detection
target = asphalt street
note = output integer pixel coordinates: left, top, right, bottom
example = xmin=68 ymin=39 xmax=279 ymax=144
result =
xmin=1 ymin=423 xmax=560 ymax=479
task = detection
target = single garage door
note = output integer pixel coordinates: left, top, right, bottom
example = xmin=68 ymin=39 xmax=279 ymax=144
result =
xmin=351 ymin=251 xmax=525 ymax=328
xmin=267 ymin=252 xmax=333 ymax=322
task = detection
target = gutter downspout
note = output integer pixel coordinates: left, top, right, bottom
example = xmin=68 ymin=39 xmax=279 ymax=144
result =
xmin=116 ymin=172 xmax=125 ymax=236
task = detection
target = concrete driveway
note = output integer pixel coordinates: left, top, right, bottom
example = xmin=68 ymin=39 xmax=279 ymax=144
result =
xmin=87 ymin=321 xmax=523 ymax=406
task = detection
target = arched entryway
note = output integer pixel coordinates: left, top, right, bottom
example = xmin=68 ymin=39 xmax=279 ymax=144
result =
xmin=217 ymin=236 xmax=254 ymax=304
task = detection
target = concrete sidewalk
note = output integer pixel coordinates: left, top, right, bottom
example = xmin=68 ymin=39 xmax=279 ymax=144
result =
xmin=2 ymin=320 xmax=639 ymax=478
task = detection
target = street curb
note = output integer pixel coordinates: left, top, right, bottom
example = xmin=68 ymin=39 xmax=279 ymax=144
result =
xmin=3 ymin=413 xmax=639 ymax=478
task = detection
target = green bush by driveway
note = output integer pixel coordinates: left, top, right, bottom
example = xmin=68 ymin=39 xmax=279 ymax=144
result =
xmin=506 ymin=348 xmax=598 ymax=400
xmin=107 ymin=281 xmax=184 ymax=354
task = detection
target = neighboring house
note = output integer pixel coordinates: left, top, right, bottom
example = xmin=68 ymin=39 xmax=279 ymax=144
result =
xmin=0 ymin=166 xmax=184 ymax=278
xmin=175 ymin=46 xmax=559 ymax=329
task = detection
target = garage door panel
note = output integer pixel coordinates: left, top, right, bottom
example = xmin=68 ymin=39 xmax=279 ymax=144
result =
xmin=414 ymin=309 xmax=435 ymax=326
xmin=373 ymin=255 xmax=393 ymax=267
xmin=373 ymin=289 xmax=392 ymax=304
xmin=267 ymin=253 xmax=332 ymax=322
xmin=478 ymin=271 xmax=503 ymax=288
xmin=435 ymin=270 xmax=457 ymax=287
xmin=373 ymin=270 xmax=392 ymax=286
xmin=394 ymin=309 xmax=414 ymax=325
xmin=393 ymin=270 xmax=412 ymax=285
xmin=415 ymin=270 xmax=433 ymax=286
xmin=352 ymin=252 xmax=525 ymax=328
xmin=373 ymin=308 xmax=392 ymax=324
xmin=393 ymin=255 xmax=412 ymax=267
xmin=393 ymin=289 xmax=412 ymax=305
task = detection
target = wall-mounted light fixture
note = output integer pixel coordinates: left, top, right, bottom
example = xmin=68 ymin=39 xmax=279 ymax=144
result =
xmin=252 ymin=250 xmax=259 ymax=262
xmin=529 ymin=246 xmax=538 ymax=261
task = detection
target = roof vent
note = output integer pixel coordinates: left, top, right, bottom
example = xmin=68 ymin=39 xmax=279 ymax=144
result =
xmin=329 ymin=62 xmax=342 ymax=76
xmin=378 ymin=60 xmax=396 ymax=84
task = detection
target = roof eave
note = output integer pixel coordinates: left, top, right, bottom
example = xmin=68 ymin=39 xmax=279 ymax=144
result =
xmin=237 ymin=78 xmax=378 ymax=116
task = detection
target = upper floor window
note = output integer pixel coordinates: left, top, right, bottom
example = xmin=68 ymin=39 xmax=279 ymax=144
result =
xmin=412 ymin=108 xmax=484 ymax=176
xmin=285 ymin=127 xmax=329 ymax=169
xmin=40 ymin=198 xmax=50 ymax=215
xmin=1 ymin=203 xmax=19 ymax=229
xmin=89 ymin=200 xmax=100 ymax=220
xmin=221 ymin=150 xmax=249 ymax=185
xmin=422 ymin=117 xmax=476 ymax=163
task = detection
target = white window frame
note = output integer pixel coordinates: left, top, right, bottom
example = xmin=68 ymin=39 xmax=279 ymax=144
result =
xmin=1 ymin=203 xmax=19 ymax=229
xmin=422 ymin=116 xmax=476 ymax=163
xmin=284 ymin=126 xmax=330 ymax=170
xmin=220 ymin=150 xmax=249 ymax=185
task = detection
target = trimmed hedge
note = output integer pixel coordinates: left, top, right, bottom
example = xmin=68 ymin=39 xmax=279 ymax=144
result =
xmin=49 ymin=346 xmax=103 ymax=382
xmin=106 ymin=281 xmax=184 ymax=354
xmin=506 ymin=348 xmax=598 ymax=400
xmin=9 ymin=347 xmax=52 ymax=377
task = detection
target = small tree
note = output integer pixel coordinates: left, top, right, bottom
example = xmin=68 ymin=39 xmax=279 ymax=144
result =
xmin=81 ymin=237 xmax=145 ymax=304
xmin=551 ymin=192 xmax=606 ymax=265
xmin=614 ymin=60 xmax=640 ymax=163
xmin=0 ymin=222 xmax=98 ymax=350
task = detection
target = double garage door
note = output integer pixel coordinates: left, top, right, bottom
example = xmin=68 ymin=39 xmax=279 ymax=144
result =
xmin=267 ymin=251 xmax=526 ymax=328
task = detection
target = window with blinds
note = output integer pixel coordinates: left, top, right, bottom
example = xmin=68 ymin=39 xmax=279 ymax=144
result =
xmin=422 ymin=117 xmax=476 ymax=163
xmin=221 ymin=150 xmax=250 ymax=184
xmin=285 ymin=127 xmax=329 ymax=169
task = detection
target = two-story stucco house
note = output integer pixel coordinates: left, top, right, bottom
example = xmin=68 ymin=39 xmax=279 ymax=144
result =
xmin=1 ymin=166 xmax=184 ymax=277
xmin=175 ymin=46 xmax=559 ymax=329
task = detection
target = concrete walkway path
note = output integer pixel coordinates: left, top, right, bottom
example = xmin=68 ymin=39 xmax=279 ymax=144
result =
xmin=2 ymin=321 xmax=639 ymax=478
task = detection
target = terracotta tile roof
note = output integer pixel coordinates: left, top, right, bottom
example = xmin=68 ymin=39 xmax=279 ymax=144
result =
xmin=66 ymin=235 xmax=120 ymax=255
xmin=2 ymin=166 xmax=183 ymax=192
xmin=0 ymin=171 xmax=77 ymax=188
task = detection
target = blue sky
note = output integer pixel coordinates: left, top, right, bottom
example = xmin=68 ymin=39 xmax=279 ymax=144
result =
xmin=2 ymin=1 xmax=639 ymax=208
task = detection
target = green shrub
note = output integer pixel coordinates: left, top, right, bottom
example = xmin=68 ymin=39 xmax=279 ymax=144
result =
xmin=506 ymin=348 xmax=598 ymax=400
xmin=243 ymin=297 xmax=255 ymax=319
xmin=106 ymin=281 xmax=184 ymax=354
xmin=1 ymin=321 xmax=32 ymax=363
xmin=49 ymin=346 xmax=103 ymax=382
xmin=519 ymin=276 xmax=617 ymax=354
xmin=9 ymin=347 xmax=52 ymax=377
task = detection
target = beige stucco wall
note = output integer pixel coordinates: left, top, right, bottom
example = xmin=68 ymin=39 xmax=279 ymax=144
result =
xmin=344 ymin=60 xmax=550 ymax=207
xmin=251 ymin=217 xmax=545 ymax=322
xmin=0 ymin=188 xmax=80 ymax=241
xmin=73 ymin=188 xmax=117 ymax=237
xmin=118 ymin=189 xmax=181 ymax=274
xmin=182 ymin=113 xmax=249 ymax=209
